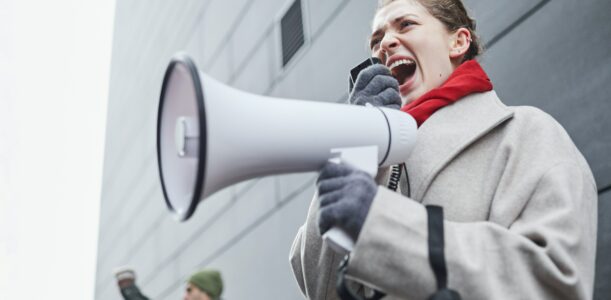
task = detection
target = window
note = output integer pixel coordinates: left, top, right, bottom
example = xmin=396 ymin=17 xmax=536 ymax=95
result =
xmin=280 ymin=0 xmax=305 ymax=67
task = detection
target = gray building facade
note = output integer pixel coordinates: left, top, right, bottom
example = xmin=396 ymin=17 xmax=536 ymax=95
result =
xmin=95 ymin=0 xmax=611 ymax=299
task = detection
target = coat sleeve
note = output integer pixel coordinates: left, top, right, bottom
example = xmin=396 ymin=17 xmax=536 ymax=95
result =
xmin=346 ymin=162 xmax=598 ymax=300
xmin=289 ymin=224 xmax=307 ymax=295
xmin=120 ymin=285 xmax=150 ymax=300
xmin=289 ymin=192 xmax=344 ymax=299
xmin=289 ymin=167 xmax=395 ymax=299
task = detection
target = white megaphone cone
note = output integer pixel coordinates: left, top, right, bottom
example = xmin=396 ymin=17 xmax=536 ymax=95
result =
xmin=157 ymin=53 xmax=417 ymax=252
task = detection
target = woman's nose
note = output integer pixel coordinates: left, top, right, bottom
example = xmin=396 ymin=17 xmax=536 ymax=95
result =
xmin=381 ymin=34 xmax=400 ymax=53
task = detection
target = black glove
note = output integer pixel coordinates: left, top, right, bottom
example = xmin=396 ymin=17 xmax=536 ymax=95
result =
xmin=120 ymin=284 xmax=150 ymax=300
xmin=317 ymin=161 xmax=378 ymax=241
xmin=349 ymin=64 xmax=401 ymax=110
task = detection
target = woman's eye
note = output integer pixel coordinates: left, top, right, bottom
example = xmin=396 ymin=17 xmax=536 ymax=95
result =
xmin=400 ymin=20 xmax=413 ymax=29
xmin=370 ymin=39 xmax=381 ymax=49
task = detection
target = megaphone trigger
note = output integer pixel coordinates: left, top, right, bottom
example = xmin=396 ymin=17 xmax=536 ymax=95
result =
xmin=323 ymin=228 xmax=354 ymax=254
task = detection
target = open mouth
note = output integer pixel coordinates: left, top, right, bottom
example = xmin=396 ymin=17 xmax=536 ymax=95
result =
xmin=389 ymin=59 xmax=417 ymax=86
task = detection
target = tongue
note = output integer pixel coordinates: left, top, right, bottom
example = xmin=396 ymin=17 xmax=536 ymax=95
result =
xmin=392 ymin=63 xmax=416 ymax=85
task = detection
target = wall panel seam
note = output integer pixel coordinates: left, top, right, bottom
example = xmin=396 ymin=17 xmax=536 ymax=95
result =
xmin=483 ymin=0 xmax=551 ymax=49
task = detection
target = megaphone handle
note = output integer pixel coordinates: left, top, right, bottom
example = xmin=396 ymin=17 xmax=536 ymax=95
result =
xmin=323 ymin=146 xmax=379 ymax=253
xmin=323 ymin=228 xmax=355 ymax=253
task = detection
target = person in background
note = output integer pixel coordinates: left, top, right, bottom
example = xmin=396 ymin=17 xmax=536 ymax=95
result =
xmin=115 ymin=267 xmax=149 ymax=300
xmin=183 ymin=269 xmax=223 ymax=300
xmin=115 ymin=267 xmax=223 ymax=300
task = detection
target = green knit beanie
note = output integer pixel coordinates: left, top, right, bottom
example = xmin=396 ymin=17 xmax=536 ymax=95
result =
xmin=188 ymin=269 xmax=223 ymax=299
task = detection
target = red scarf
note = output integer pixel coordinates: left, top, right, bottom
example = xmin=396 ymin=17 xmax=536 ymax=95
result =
xmin=401 ymin=60 xmax=493 ymax=127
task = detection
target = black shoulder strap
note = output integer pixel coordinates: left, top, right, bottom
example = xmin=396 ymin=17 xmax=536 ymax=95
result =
xmin=426 ymin=205 xmax=461 ymax=300
xmin=426 ymin=205 xmax=448 ymax=289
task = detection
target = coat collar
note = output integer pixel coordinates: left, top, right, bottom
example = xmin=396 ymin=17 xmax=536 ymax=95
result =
xmin=405 ymin=90 xmax=514 ymax=201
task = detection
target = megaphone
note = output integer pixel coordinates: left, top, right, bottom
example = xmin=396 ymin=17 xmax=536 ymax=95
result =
xmin=157 ymin=53 xmax=417 ymax=251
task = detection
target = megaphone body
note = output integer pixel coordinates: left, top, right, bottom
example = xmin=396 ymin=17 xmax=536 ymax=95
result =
xmin=157 ymin=54 xmax=417 ymax=252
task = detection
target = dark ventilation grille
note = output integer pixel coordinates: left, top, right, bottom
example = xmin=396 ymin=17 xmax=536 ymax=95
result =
xmin=281 ymin=0 xmax=305 ymax=66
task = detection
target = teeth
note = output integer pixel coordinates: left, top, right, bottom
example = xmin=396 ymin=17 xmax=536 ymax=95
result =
xmin=389 ymin=59 xmax=415 ymax=70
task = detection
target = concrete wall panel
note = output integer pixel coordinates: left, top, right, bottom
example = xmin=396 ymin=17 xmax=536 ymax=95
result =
xmin=481 ymin=0 xmax=611 ymax=187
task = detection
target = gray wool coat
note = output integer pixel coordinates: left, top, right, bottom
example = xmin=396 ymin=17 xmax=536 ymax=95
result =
xmin=289 ymin=90 xmax=598 ymax=300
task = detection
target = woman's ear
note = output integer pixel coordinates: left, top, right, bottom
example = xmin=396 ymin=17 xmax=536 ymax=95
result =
xmin=449 ymin=28 xmax=471 ymax=60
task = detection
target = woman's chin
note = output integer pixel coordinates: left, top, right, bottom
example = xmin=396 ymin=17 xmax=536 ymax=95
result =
xmin=400 ymin=86 xmax=424 ymax=107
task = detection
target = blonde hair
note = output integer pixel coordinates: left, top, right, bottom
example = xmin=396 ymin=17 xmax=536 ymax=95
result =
xmin=378 ymin=0 xmax=482 ymax=61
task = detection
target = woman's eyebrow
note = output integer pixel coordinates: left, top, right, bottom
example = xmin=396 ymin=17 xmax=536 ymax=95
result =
xmin=370 ymin=13 xmax=419 ymax=46
xmin=371 ymin=12 xmax=419 ymax=36
xmin=391 ymin=13 xmax=418 ymax=25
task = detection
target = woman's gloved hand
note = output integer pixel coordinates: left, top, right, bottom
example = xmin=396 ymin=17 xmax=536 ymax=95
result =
xmin=349 ymin=64 xmax=401 ymax=110
xmin=317 ymin=161 xmax=378 ymax=241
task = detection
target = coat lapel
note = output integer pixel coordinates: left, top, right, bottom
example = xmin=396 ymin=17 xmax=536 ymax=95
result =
xmin=405 ymin=91 xmax=514 ymax=201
